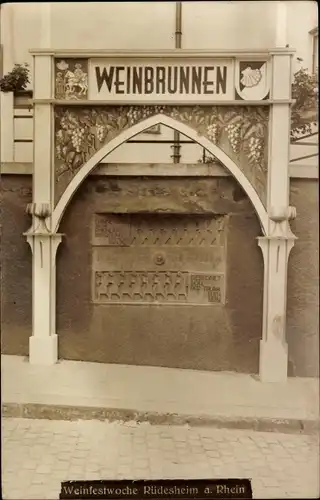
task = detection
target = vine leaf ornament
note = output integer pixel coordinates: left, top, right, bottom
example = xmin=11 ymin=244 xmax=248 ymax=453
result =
xmin=54 ymin=105 xmax=269 ymax=205
xmin=56 ymin=60 xmax=69 ymax=72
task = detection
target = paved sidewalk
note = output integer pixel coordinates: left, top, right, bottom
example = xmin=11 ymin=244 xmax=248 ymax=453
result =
xmin=2 ymin=355 xmax=319 ymax=429
xmin=2 ymin=418 xmax=320 ymax=500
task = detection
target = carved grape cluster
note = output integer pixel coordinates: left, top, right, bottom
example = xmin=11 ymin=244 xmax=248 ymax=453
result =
xmin=141 ymin=107 xmax=154 ymax=119
xmin=248 ymin=136 xmax=263 ymax=163
xmin=207 ymin=123 xmax=218 ymax=144
xmin=60 ymin=116 xmax=68 ymax=130
xmin=126 ymin=106 xmax=157 ymax=126
xmin=96 ymin=124 xmax=105 ymax=142
xmin=226 ymin=123 xmax=241 ymax=153
xmin=154 ymin=105 xmax=166 ymax=114
xmin=127 ymin=107 xmax=140 ymax=125
xmin=56 ymin=144 xmax=62 ymax=160
xmin=71 ymin=128 xmax=85 ymax=153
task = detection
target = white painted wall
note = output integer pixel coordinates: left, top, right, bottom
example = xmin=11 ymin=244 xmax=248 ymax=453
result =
xmin=50 ymin=2 xmax=175 ymax=50
xmin=183 ymin=1 xmax=277 ymax=50
xmin=2 ymin=2 xmax=318 ymax=79
xmin=287 ymin=1 xmax=318 ymax=72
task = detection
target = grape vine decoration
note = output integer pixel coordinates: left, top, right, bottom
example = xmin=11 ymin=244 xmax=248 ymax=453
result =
xmin=207 ymin=123 xmax=219 ymax=144
xmin=221 ymin=112 xmax=266 ymax=169
xmin=96 ymin=125 xmax=106 ymax=142
xmin=127 ymin=107 xmax=142 ymax=125
xmin=71 ymin=127 xmax=86 ymax=152
xmin=248 ymin=136 xmax=263 ymax=164
xmin=55 ymin=111 xmax=98 ymax=175
xmin=201 ymin=108 xmax=267 ymax=170
xmin=127 ymin=106 xmax=167 ymax=126
xmin=225 ymin=123 xmax=241 ymax=153
xmin=55 ymin=106 xmax=268 ymax=185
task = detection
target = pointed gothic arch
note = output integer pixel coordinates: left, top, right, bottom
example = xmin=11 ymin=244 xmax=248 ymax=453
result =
xmin=51 ymin=113 xmax=268 ymax=234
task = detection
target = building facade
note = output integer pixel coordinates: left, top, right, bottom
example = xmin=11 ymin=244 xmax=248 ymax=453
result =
xmin=0 ymin=1 xmax=318 ymax=382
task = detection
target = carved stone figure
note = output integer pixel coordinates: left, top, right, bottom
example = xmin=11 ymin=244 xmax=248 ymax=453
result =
xmin=130 ymin=273 xmax=143 ymax=299
xmin=106 ymin=272 xmax=121 ymax=300
xmin=153 ymin=273 xmax=166 ymax=300
xmin=174 ymin=272 xmax=188 ymax=300
xmin=164 ymin=273 xmax=176 ymax=299
xmin=55 ymin=59 xmax=88 ymax=101
xmin=94 ymin=270 xmax=223 ymax=304
xmin=95 ymin=272 xmax=103 ymax=299
xmin=55 ymin=72 xmax=65 ymax=98
xmin=142 ymin=273 xmax=154 ymax=300
xmin=118 ymin=272 xmax=131 ymax=300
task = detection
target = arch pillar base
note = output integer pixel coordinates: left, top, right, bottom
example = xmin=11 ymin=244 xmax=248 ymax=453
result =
xmin=259 ymin=339 xmax=288 ymax=383
xmin=29 ymin=334 xmax=58 ymax=365
xmin=258 ymin=233 xmax=296 ymax=383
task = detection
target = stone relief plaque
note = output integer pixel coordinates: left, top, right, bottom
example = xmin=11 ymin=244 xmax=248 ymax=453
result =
xmin=55 ymin=59 xmax=88 ymax=100
xmin=92 ymin=214 xmax=226 ymax=306
xmin=94 ymin=271 xmax=224 ymax=305
xmin=94 ymin=214 xmax=226 ymax=247
xmin=93 ymin=247 xmax=225 ymax=272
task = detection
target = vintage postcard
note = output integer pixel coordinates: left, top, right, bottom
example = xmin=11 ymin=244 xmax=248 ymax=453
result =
xmin=1 ymin=2 xmax=319 ymax=499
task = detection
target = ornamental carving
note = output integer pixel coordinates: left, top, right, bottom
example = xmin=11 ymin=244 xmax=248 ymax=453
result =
xmin=55 ymin=59 xmax=88 ymax=100
xmin=94 ymin=214 xmax=225 ymax=247
xmin=94 ymin=271 xmax=223 ymax=305
xmin=92 ymin=212 xmax=226 ymax=305
xmin=54 ymin=105 xmax=269 ymax=205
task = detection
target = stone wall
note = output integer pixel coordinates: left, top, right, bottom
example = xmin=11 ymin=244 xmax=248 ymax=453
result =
xmin=1 ymin=175 xmax=318 ymax=377
xmin=56 ymin=176 xmax=264 ymax=373
xmin=1 ymin=176 xmax=32 ymax=355
xmin=287 ymin=179 xmax=319 ymax=377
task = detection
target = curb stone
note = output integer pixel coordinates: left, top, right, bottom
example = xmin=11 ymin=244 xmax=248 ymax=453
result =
xmin=2 ymin=402 xmax=319 ymax=435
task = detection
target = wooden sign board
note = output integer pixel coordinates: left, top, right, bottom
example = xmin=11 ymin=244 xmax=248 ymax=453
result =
xmin=88 ymin=58 xmax=234 ymax=102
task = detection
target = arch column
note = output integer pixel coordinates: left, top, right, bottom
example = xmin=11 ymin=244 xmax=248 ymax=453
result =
xmin=24 ymin=53 xmax=63 ymax=364
xmin=25 ymin=208 xmax=62 ymax=364
xmin=257 ymin=49 xmax=296 ymax=382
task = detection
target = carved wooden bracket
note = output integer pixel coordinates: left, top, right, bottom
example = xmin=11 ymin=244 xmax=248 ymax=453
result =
xmin=26 ymin=203 xmax=51 ymax=234
xmin=269 ymin=205 xmax=297 ymax=222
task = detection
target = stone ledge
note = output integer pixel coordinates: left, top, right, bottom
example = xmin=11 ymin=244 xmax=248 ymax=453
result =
xmin=3 ymin=402 xmax=319 ymax=435
xmin=1 ymin=162 xmax=318 ymax=178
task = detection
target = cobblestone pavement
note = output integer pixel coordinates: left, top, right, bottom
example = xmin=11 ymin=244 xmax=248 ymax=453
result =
xmin=2 ymin=418 xmax=319 ymax=499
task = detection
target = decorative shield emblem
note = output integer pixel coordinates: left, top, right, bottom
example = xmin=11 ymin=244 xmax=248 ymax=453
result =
xmin=235 ymin=61 xmax=270 ymax=101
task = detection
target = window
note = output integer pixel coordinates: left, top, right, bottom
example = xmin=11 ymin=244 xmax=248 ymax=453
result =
xmin=310 ymin=27 xmax=318 ymax=75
